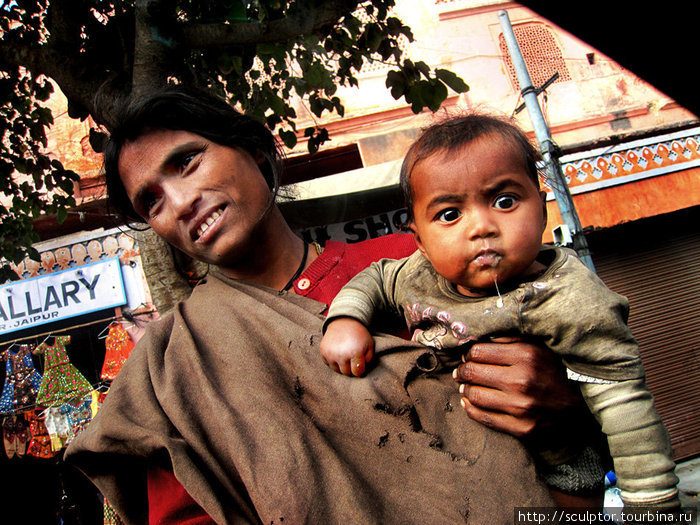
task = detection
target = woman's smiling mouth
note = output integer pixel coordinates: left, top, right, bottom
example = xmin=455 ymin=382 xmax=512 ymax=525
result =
xmin=195 ymin=207 xmax=224 ymax=241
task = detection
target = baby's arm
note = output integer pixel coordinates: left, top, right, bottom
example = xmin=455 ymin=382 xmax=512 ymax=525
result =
xmin=320 ymin=318 xmax=375 ymax=376
xmin=321 ymin=257 xmax=409 ymax=376
xmin=581 ymin=379 xmax=679 ymax=507
xmin=525 ymin=253 xmax=679 ymax=507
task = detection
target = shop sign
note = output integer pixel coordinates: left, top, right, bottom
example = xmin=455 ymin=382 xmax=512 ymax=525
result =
xmin=301 ymin=208 xmax=410 ymax=245
xmin=0 ymin=257 xmax=127 ymax=335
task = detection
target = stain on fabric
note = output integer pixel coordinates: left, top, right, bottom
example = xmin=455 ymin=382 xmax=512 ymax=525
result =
xmin=293 ymin=377 xmax=304 ymax=402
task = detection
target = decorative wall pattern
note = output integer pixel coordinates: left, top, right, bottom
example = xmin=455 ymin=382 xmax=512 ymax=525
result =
xmin=557 ymin=130 xmax=700 ymax=192
xmin=9 ymin=232 xmax=140 ymax=280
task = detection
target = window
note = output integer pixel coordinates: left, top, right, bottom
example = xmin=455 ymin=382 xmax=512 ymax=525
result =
xmin=499 ymin=22 xmax=570 ymax=90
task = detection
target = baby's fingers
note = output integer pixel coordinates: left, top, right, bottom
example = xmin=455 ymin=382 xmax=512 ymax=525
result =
xmin=350 ymin=356 xmax=366 ymax=377
xmin=352 ymin=340 xmax=375 ymax=377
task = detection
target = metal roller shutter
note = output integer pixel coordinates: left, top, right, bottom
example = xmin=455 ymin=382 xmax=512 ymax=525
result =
xmin=589 ymin=209 xmax=700 ymax=460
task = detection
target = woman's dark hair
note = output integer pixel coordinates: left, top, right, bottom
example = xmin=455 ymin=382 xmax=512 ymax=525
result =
xmin=104 ymin=85 xmax=284 ymax=222
xmin=399 ymin=113 xmax=541 ymax=221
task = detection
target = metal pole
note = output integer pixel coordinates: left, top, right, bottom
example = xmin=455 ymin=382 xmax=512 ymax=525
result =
xmin=498 ymin=10 xmax=595 ymax=272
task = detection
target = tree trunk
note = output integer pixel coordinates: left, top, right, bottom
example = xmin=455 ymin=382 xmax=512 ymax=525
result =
xmin=133 ymin=228 xmax=194 ymax=316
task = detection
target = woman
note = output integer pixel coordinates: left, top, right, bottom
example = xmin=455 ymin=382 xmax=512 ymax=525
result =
xmin=65 ymin=87 xmax=606 ymax=524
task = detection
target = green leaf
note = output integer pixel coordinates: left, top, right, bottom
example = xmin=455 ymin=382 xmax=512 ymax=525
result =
xmin=436 ymin=69 xmax=469 ymax=93
xmin=279 ymin=129 xmax=297 ymax=149
xmin=56 ymin=206 xmax=67 ymax=224
xmin=426 ymin=80 xmax=448 ymax=112
xmin=385 ymin=70 xmax=407 ymax=100
xmin=89 ymin=128 xmax=108 ymax=153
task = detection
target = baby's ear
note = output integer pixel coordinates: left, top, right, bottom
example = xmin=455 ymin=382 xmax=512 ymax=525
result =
xmin=410 ymin=222 xmax=430 ymax=259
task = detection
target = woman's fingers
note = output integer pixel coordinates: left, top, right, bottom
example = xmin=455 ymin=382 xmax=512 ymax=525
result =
xmin=463 ymin=338 xmax=546 ymax=367
xmin=459 ymin=397 xmax=536 ymax=438
xmin=458 ymin=382 xmax=536 ymax=419
xmin=453 ymin=338 xmax=585 ymax=440
xmin=453 ymin=360 xmax=519 ymax=392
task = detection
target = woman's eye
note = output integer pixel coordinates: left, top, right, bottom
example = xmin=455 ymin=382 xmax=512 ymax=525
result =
xmin=180 ymin=152 xmax=198 ymax=169
xmin=435 ymin=208 xmax=461 ymax=223
xmin=176 ymin=147 xmax=205 ymax=172
xmin=140 ymin=190 xmax=161 ymax=216
xmin=494 ymin=195 xmax=517 ymax=210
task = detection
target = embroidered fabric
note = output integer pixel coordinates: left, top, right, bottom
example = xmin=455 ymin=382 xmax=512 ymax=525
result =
xmin=0 ymin=344 xmax=43 ymax=414
xmin=36 ymin=336 xmax=93 ymax=407
xmin=2 ymin=413 xmax=30 ymax=459
xmin=62 ymin=393 xmax=94 ymax=445
xmin=100 ymin=323 xmax=134 ymax=381
xmin=45 ymin=406 xmax=70 ymax=451
xmin=26 ymin=409 xmax=58 ymax=459
xmin=104 ymin=499 xmax=126 ymax=525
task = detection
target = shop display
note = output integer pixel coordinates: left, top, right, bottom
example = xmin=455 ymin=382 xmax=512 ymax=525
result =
xmin=0 ymin=230 xmax=151 ymax=524
xmin=36 ymin=336 xmax=93 ymax=407
xmin=2 ymin=413 xmax=29 ymax=458
xmin=100 ymin=323 xmax=134 ymax=381
xmin=25 ymin=409 xmax=58 ymax=459
xmin=0 ymin=344 xmax=43 ymax=414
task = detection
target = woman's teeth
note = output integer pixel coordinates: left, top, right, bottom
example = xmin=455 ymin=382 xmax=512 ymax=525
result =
xmin=197 ymin=209 xmax=222 ymax=238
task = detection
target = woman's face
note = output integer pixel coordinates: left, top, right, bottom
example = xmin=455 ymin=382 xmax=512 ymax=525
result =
xmin=119 ymin=129 xmax=273 ymax=268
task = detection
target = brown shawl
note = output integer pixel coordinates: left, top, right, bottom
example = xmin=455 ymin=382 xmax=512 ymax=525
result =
xmin=65 ymin=271 xmax=553 ymax=524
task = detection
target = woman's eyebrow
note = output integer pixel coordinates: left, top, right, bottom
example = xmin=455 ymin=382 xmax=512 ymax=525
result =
xmin=160 ymin=141 xmax=204 ymax=170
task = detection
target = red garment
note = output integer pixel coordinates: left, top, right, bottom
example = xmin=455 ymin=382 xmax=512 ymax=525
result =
xmin=101 ymin=323 xmax=135 ymax=381
xmin=147 ymin=234 xmax=417 ymax=524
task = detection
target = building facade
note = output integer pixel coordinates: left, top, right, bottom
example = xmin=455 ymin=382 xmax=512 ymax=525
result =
xmin=1 ymin=1 xmax=698 ymax=522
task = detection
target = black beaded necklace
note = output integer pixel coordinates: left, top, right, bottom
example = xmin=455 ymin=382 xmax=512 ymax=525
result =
xmin=278 ymin=241 xmax=308 ymax=294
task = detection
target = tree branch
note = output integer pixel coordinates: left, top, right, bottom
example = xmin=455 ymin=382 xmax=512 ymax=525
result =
xmin=180 ymin=0 xmax=361 ymax=48
xmin=46 ymin=0 xmax=85 ymax=51
xmin=0 ymin=40 xmax=120 ymax=126
xmin=132 ymin=0 xmax=177 ymax=95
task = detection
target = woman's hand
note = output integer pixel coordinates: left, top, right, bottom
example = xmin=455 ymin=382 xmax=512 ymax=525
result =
xmin=452 ymin=336 xmax=582 ymax=438
xmin=320 ymin=317 xmax=375 ymax=376
xmin=454 ymin=337 xmax=607 ymax=509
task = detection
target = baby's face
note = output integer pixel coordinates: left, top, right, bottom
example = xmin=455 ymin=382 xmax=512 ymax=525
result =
xmin=409 ymin=133 xmax=547 ymax=297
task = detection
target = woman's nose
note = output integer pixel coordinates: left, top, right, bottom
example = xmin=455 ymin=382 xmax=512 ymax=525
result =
xmin=165 ymin=181 xmax=199 ymax=220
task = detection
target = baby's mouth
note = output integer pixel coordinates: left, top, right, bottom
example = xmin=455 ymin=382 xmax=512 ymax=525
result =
xmin=195 ymin=207 xmax=224 ymax=240
xmin=473 ymin=251 xmax=502 ymax=268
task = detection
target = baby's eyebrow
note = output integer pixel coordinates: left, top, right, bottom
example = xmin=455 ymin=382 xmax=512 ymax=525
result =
xmin=482 ymin=178 xmax=527 ymax=195
xmin=426 ymin=193 xmax=464 ymax=209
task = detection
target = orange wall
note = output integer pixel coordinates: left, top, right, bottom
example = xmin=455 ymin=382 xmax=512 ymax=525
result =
xmin=543 ymin=168 xmax=700 ymax=242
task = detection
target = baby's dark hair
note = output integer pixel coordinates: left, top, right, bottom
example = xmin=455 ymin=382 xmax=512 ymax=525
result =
xmin=103 ymin=85 xmax=283 ymax=223
xmin=399 ymin=113 xmax=541 ymax=221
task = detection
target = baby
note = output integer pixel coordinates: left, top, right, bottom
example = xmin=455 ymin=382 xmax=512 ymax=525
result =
xmin=320 ymin=114 xmax=679 ymax=508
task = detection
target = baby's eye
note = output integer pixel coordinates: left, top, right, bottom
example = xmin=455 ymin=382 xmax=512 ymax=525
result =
xmin=494 ymin=195 xmax=517 ymax=210
xmin=435 ymin=208 xmax=461 ymax=223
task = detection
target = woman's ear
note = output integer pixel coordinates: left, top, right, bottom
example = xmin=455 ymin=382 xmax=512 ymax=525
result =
xmin=254 ymin=149 xmax=266 ymax=165
xmin=539 ymin=190 xmax=548 ymax=231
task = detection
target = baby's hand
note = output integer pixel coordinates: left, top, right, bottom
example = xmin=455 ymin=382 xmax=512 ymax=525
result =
xmin=320 ymin=318 xmax=375 ymax=377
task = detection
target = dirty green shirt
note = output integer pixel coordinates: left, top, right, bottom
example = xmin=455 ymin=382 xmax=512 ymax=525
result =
xmin=327 ymin=245 xmax=644 ymax=381
xmin=326 ymin=245 xmax=680 ymax=506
